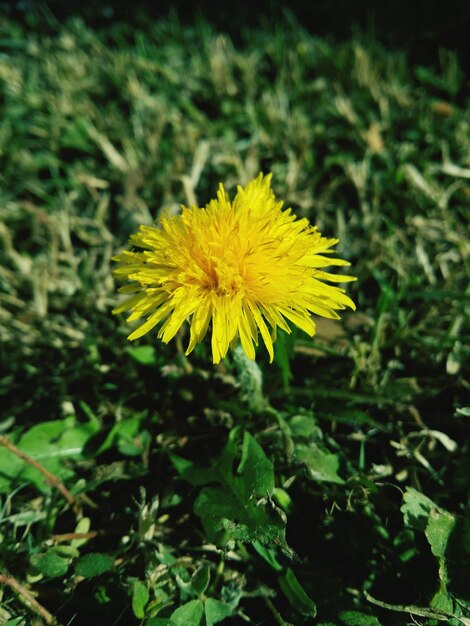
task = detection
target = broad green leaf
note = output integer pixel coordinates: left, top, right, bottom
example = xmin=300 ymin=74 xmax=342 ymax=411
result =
xmin=272 ymin=487 xmax=292 ymax=513
xmin=278 ymin=568 xmax=317 ymax=617
xmin=95 ymin=413 xmax=147 ymax=456
xmin=430 ymin=588 xmax=454 ymax=614
xmin=426 ymin=508 xmax=456 ymax=559
xmin=252 ymin=541 xmax=283 ymax=572
xmin=30 ymin=550 xmax=70 ymax=579
xmin=195 ymin=486 xmax=285 ymax=548
xmin=0 ymin=417 xmax=99 ymax=493
xmin=401 ymin=487 xmax=456 ymax=576
xmin=339 ymin=611 xmax=381 ymax=625
xmin=436 ymin=523 xmax=470 ymax=606
xmin=75 ymin=553 xmax=114 ymax=578
xmin=169 ymin=452 xmax=216 ymax=486
xmin=401 ymin=488 xmax=466 ymax=608
xmin=289 ymin=414 xmax=320 ymax=439
xmin=54 ymin=545 xmax=80 ymax=559
xmin=426 ymin=508 xmax=456 ymax=607
xmin=118 ymin=428 xmax=151 ymax=457
xmin=71 ymin=517 xmax=92 ymax=548
xmin=237 ymin=429 xmax=274 ymax=494
xmin=192 ymin=429 xmax=290 ymax=552
xmin=401 ymin=487 xmax=438 ymax=531
xmin=205 ymin=598 xmax=233 ymax=625
xmin=191 ymin=563 xmax=210 ymax=595
xmin=170 ymin=599 xmax=204 ymax=626
xmin=295 ymin=443 xmax=344 ymax=484
xmin=128 ymin=345 xmax=157 ymax=365
xmin=132 ymin=580 xmax=150 ymax=618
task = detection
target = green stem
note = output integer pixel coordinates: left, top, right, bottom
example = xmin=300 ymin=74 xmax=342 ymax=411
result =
xmin=264 ymin=597 xmax=293 ymax=626
xmin=233 ymin=345 xmax=266 ymax=412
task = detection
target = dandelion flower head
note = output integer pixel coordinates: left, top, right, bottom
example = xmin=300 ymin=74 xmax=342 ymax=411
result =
xmin=113 ymin=173 xmax=356 ymax=363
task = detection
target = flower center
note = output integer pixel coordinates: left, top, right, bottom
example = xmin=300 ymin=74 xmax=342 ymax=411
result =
xmin=181 ymin=241 xmax=245 ymax=298
xmin=212 ymin=259 xmax=243 ymax=296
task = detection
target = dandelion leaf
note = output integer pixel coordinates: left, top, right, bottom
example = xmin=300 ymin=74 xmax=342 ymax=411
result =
xmin=204 ymin=598 xmax=233 ymax=626
xmin=294 ymin=442 xmax=344 ymax=484
xmin=170 ymin=599 xmax=204 ymax=626
xmin=176 ymin=429 xmax=290 ymax=553
xmin=278 ymin=567 xmax=317 ymax=617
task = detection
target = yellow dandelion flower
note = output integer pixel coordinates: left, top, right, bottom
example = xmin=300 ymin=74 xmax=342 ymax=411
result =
xmin=113 ymin=173 xmax=356 ymax=364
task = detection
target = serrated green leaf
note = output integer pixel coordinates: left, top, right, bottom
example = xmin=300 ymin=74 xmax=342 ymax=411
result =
xmin=294 ymin=442 xmax=344 ymax=484
xmin=75 ymin=553 xmax=114 ymax=578
xmin=401 ymin=489 xmax=465 ymax=604
xmin=278 ymin=567 xmax=316 ymax=617
xmin=401 ymin=487 xmax=439 ymax=531
xmin=237 ymin=430 xmax=274 ymax=494
xmin=194 ymin=486 xmax=284 ymax=548
xmin=170 ymin=599 xmax=204 ymax=626
xmin=427 ymin=507 xmax=456 ymax=604
xmin=426 ymin=508 xmax=455 ymax=559
xmin=192 ymin=429 xmax=290 ymax=553
xmin=430 ymin=588 xmax=454 ymax=614
xmin=205 ymin=597 xmax=233 ymax=625
xmin=132 ymin=580 xmax=150 ymax=618
xmin=30 ymin=550 xmax=70 ymax=579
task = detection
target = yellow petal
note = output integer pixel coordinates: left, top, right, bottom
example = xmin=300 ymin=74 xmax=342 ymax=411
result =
xmin=127 ymin=301 xmax=174 ymax=341
xmin=278 ymin=306 xmax=316 ymax=336
xmin=186 ymin=302 xmax=212 ymax=355
xmin=247 ymin=301 xmax=274 ymax=363
xmin=238 ymin=308 xmax=256 ymax=360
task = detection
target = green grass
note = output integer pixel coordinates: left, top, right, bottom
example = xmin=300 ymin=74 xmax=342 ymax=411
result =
xmin=0 ymin=11 xmax=469 ymax=626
